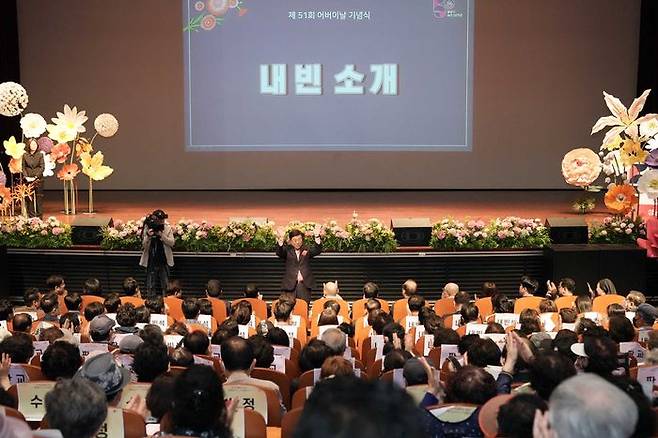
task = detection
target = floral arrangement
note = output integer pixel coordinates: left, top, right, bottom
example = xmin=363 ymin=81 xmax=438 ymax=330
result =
xmin=217 ymin=220 xmax=276 ymax=252
xmin=562 ymin=89 xmax=658 ymax=219
xmin=0 ymin=81 xmax=118 ymax=216
xmin=344 ymin=213 xmax=397 ymax=252
xmin=572 ymin=197 xmax=596 ymax=214
xmin=184 ymin=0 xmax=248 ymax=33
xmin=430 ymin=217 xmax=550 ymax=250
xmin=589 ymin=216 xmax=646 ymax=244
xmin=100 ymin=218 xmax=144 ymax=250
xmin=0 ymin=216 xmax=71 ymax=248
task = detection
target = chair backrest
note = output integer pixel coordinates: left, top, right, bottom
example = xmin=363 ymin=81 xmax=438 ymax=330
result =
xmin=475 ymin=297 xmax=493 ymax=319
xmin=237 ymin=408 xmax=268 ymax=438
xmin=223 ymin=383 xmax=282 ymax=427
xmin=291 ymin=386 xmax=313 ymax=410
xmin=9 ymin=363 xmax=45 ymax=385
xmin=164 ymin=296 xmax=184 ymax=321
xmin=298 ymin=369 xmax=318 ymax=389
xmin=555 ymin=295 xmax=576 ymax=310
xmin=478 ymin=394 xmax=513 ymax=438
xmin=233 ymin=298 xmax=268 ymax=321
xmin=120 ymin=296 xmax=145 ymax=307
xmin=592 ymin=294 xmax=625 ymax=314
xmin=281 ymin=407 xmax=304 ymax=438
xmin=80 ymin=295 xmax=104 ymax=313
xmin=207 ymin=297 xmax=228 ymax=323
xmin=393 ymin=299 xmax=409 ymax=322
xmin=9 ymin=381 xmax=56 ymax=422
xmin=284 ymin=358 xmax=301 ymax=379
xmin=514 ymin=296 xmax=543 ymax=314
xmin=250 ymin=368 xmax=293 ymax=411
xmin=352 ymin=298 xmax=390 ymax=317
xmin=310 ymin=298 xmax=350 ymax=323
xmin=367 ymin=359 xmax=383 ymax=380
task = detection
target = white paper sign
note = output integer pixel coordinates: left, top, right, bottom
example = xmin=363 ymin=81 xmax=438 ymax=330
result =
xmin=164 ymin=335 xmax=184 ymax=348
xmin=438 ymin=344 xmax=462 ymax=368
xmin=313 ymin=368 xmax=322 ymax=384
xmin=318 ymin=324 xmax=339 ymax=339
xmin=32 ymin=341 xmax=50 ymax=357
xmin=540 ymin=313 xmax=557 ymax=332
xmin=9 ymin=364 xmax=31 ymax=385
xmin=198 ymin=314 xmax=213 ymax=332
xmin=210 ymin=344 xmax=222 ymax=358
xmin=405 ymin=316 xmax=420 ymax=333
xmin=465 ymin=323 xmax=488 ymax=335
xmin=270 ymin=355 xmax=286 ymax=373
xmin=79 ymin=343 xmax=109 ymax=358
xmin=626 ymin=312 xmax=636 ymax=323
xmin=149 ymin=314 xmax=168 ymax=331
xmin=290 ymin=315 xmax=301 ymax=327
xmin=451 ymin=316 xmax=461 ymax=330
xmin=194 ymin=355 xmax=214 ymax=367
xmin=637 ymin=365 xmax=658 ymax=399
xmin=272 ymin=345 xmax=291 ymax=360
xmin=480 ymin=333 xmax=507 ymax=351
xmin=582 ymin=312 xmax=602 ymax=324
xmin=423 ymin=334 xmax=435 ymax=356
xmin=279 ymin=325 xmax=298 ymax=348
xmin=494 ymin=313 xmax=520 ymax=328
xmin=562 ymin=323 xmax=576 ymax=331
xmin=639 ymin=328 xmax=652 ymax=343
xmin=238 ymin=325 xmax=250 ymax=339
xmin=620 ymin=342 xmax=647 ymax=364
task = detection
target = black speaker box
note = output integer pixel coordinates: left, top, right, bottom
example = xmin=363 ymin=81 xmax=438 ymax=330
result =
xmin=545 ymin=217 xmax=588 ymax=244
xmin=71 ymin=216 xmax=113 ymax=245
xmin=391 ymin=218 xmax=432 ymax=246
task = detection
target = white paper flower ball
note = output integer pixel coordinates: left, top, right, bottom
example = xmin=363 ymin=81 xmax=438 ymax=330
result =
xmin=0 ymin=82 xmax=29 ymax=117
xmin=20 ymin=113 xmax=47 ymax=138
xmin=94 ymin=113 xmax=119 ymax=138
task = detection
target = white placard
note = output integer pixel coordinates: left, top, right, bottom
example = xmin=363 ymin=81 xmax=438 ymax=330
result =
xmin=198 ymin=314 xmax=213 ymax=332
xmin=32 ymin=341 xmax=50 ymax=357
xmin=238 ymin=325 xmax=250 ymax=339
xmin=79 ymin=343 xmax=109 ymax=358
xmin=405 ymin=316 xmax=420 ymax=333
xmin=149 ymin=314 xmax=168 ymax=331
xmin=14 ymin=310 xmax=37 ymax=320
xmin=438 ymin=344 xmax=462 ymax=368
xmin=480 ymin=333 xmax=507 ymax=351
xmin=270 ymin=355 xmax=286 ymax=373
xmin=272 ymin=345 xmax=291 ymax=360
xmin=290 ymin=315 xmax=301 ymax=327
xmin=164 ymin=335 xmax=184 ymax=348
xmin=620 ymin=342 xmax=647 ymax=364
xmin=278 ymin=325 xmax=298 ymax=348
xmin=451 ymin=316 xmax=461 ymax=330
xmin=106 ymin=313 xmax=118 ymax=327
xmin=393 ymin=368 xmax=406 ymax=388
xmin=562 ymin=323 xmax=576 ymax=331
xmin=423 ymin=334 xmax=435 ymax=356
xmin=194 ymin=355 xmax=214 ymax=367
xmin=415 ymin=325 xmax=426 ymax=344
xmin=540 ymin=313 xmax=557 ymax=332
xmin=582 ymin=312 xmax=602 ymax=324
xmin=0 ymin=320 xmax=7 ymax=331
xmin=639 ymin=328 xmax=652 ymax=343
xmin=210 ymin=344 xmax=222 ymax=358
xmin=494 ymin=313 xmax=520 ymax=328
xmin=465 ymin=323 xmax=488 ymax=335
xmin=626 ymin=312 xmax=636 ymax=323
xmin=248 ymin=314 xmax=256 ymax=329
xmin=313 ymin=368 xmax=322 ymax=384
xmin=637 ymin=365 xmax=658 ymax=399
xmin=9 ymin=364 xmax=31 ymax=385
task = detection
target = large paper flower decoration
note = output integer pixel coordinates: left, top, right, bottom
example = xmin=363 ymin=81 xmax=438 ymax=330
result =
xmin=637 ymin=169 xmax=658 ymax=200
xmin=93 ymin=113 xmax=119 ymax=138
xmin=37 ymin=136 xmax=54 ymax=153
xmin=0 ymin=187 xmax=11 ymax=211
xmin=561 ymin=148 xmax=602 ymax=187
xmin=80 ymin=151 xmax=114 ymax=181
xmin=51 ymin=104 xmax=87 ymax=134
xmin=206 ymin=0 xmax=230 ymax=16
xmin=46 ymin=123 xmax=76 ymax=144
xmin=57 ymin=164 xmax=80 ymax=181
xmin=0 ymin=82 xmax=28 ymax=117
xmin=619 ymin=139 xmax=648 ymax=167
xmin=42 ymin=152 xmax=56 ymax=177
xmin=20 ymin=113 xmax=47 ymax=138
xmin=8 ymin=158 xmax=22 ymax=174
xmin=50 ymin=143 xmax=71 ymax=164
xmin=3 ymin=136 xmax=25 ymax=160
xmin=604 ymin=183 xmax=638 ymax=215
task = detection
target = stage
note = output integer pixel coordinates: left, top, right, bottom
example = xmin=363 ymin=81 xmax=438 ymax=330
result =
xmin=39 ymin=189 xmax=611 ymax=225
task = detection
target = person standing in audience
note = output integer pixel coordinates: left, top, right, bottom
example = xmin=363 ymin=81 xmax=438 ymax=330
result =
xmin=519 ymin=276 xmax=538 ymax=297
xmin=276 ymin=228 xmax=322 ymax=302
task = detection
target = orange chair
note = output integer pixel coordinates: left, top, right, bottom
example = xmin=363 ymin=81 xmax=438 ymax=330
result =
xmin=352 ymin=298 xmax=390 ymax=317
xmin=242 ymin=409 xmax=268 ymax=438
xmin=281 ymin=408 xmax=303 ymax=438
xmin=310 ymin=298 xmax=350 ymax=322
xmin=432 ymin=298 xmax=455 ymax=317
xmin=392 ymin=299 xmax=409 ymax=322
xmin=233 ymin=298 xmax=268 ymax=321
xmin=478 ymin=394 xmax=514 ymax=438
xmin=164 ymin=296 xmax=184 ymax=321
xmin=284 ymin=358 xmax=301 ymax=379
xmin=367 ymin=359 xmax=383 ymax=380
xmin=206 ymin=297 xmax=228 ymax=323
xmin=592 ymin=294 xmax=625 ymax=314
xmin=80 ymin=295 xmax=104 ymax=313
xmin=555 ymin=295 xmax=576 ymax=310
xmin=297 ymin=369 xmax=318 ymax=389
xmin=223 ymin=384 xmax=283 ymax=427
xmin=250 ymin=368 xmax=293 ymax=411
xmin=291 ymin=386 xmax=313 ymax=410
xmin=513 ymin=296 xmax=543 ymax=314
xmin=475 ymin=297 xmax=493 ymax=319
xmin=120 ymin=296 xmax=145 ymax=307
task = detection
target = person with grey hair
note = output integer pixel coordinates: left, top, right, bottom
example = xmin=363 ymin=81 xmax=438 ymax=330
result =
xmin=44 ymin=378 xmax=108 ymax=438
xmin=320 ymin=327 xmax=346 ymax=357
xmin=534 ymin=373 xmax=637 ymax=438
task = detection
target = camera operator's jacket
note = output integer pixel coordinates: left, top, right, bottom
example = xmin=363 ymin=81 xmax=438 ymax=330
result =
xmin=139 ymin=224 xmax=175 ymax=267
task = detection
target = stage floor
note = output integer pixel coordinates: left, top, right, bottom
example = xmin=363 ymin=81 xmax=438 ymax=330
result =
xmin=39 ymin=189 xmax=613 ymax=225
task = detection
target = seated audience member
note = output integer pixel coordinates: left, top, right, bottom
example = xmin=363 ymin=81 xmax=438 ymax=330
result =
xmin=606 ymin=303 xmax=626 ymax=318
xmin=39 ymin=326 xmax=65 ymax=343
xmin=118 ymin=334 xmax=143 ymax=354
xmin=322 ymin=281 xmax=343 ymax=301
xmin=453 ymin=290 xmax=470 ymax=314
xmin=75 ymin=352 xmax=130 ymax=404
xmin=64 ymin=292 xmax=82 ymax=315
xmin=145 ymin=296 xmax=166 ymax=315
xmin=321 ymin=328 xmax=347 ymax=357
xmin=82 ymin=277 xmax=103 ymax=296
xmin=211 ymin=328 xmax=234 ymax=347
xmin=466 ymin=338 xmax=501 ymax=368
xmin=485 ymin=322 xmax=505 ymax=334
xmin=59 ymin=312 xmax=81 ymax=333
xmin=458 ymin=334 xmax=480 ymax=356
xmin=542 ymin=374 xmax=637 ymax=438
xmin=166 ymin=280 xmax=184 ymax=298
xmin=383 ymin=349 xmax=410 ymax=372
xmin=133 ymin=342 xmax=169 ymax=382
xmin=576 ymin=295 xmax=593 ymax=314
xmin=357 ymin=298 xmax=382 ymax=324
xmin=221 ymin=336 xmax=285 ymax=411
xmin=115 ymin=303 xmax=139 ymax=334
xmin=320 ymin=356 xmax=354 ymax=379
xmin=481 ymin=281 xmax=497 ymax=298
xmin=608 ymin=315 xmax=635 ymax=343
xmin=459 ymin=303 xmax=479 ymax=326
xmin=625 ymin=290 xmax=646 ymax=312
xmin=168 ymin=365 xmax=232 ymax=438
xmin=559 ymin=307 xmax=577 ymax=324
xmin=11 ymin=313 xmax=33 ymax=334
xmin=198 ymin=299 xmax=214 ymax=316
xmin=44 ymin=379 xmax=107 ymax=438
xmin=218 ymin=319 xmax=239 ymax=336
xmin=633 ymin=303 xmax=658 ymax=328
xmin=421 ymin=311 xmax=443 ymax=334
xmin=146 ymin=375 xmax=175 ymax=422
xmin=497 ymin=394 xmax=548 ymax=438
xmin=166 ymin=322 xmax=189 ymax=337
xmin=243 ymin=283 xmax=262 ymax=300
xmin=539 ymin=298 xmax=557 ymax=314
xmin=595 ymin=278 xmax=617 ymax=296
xmin=0 ymin=332 xmax=34 ymax=363
xmin=266 ymin=327 xmax=290 ymax=348
xmin=46 ymin=274 xmax=67 ymax=313
xmin=247 ymin=335 xmax=275 ymax=368
xmin=122 ymin=277 xmax=141 ymax=298
xmin=170 ymin=347 xmax=195 ymax=367
xmin=518 ymin=309 xmax=542 ymax=336
xmin=273 ymin=300 xmax=295 ymax=325
xmin=0 ymin=300 xmax=13 ymax=325
xmin=89 ymin=314 xmax=115 ymax=344
xmin=318 ymin=308 xmax=339 ymax=327
xmin=370 ymin=309 xmax=393 ymax=336
xmin=572 ymin=335 xmax=619 ymax=376
xmin=233 ymin=302 xmax=254 ymax=328
xmin=135 ymin=305 xmax=151 ymax=324
xmin=184 ymin=330 xmax=210 ymax=355
xmin=41 ymin=341 xmax=83 ymax=380
xmin=299 ymin=339 xmax=333 ymax=372
xmin=138 ymin=324 xmax=165 ymax=346
xmin=295 ymin=376 xmax=425 ymax=438
xmin=103 ymin=293 xmax=121 ymax=314
xmin=433 ymin=327 xmax=460 ymax=347
xmin=403 ymin=358 xmax=428 ymax=386
xmin=394 ymin=279 xmax=418 ymax=315
xmin=337 ymin=322 xmax=354 ymax=339
xmin=13 ymin=288 xmax=42 ymax=317
xmin=206 ymin=279 xmax=224 ymax=298
xmin=38 ymin=293 xmax=61 ymax=325
xmin=382 ymin=322 xmax=406 ymax=352
xmin=182 ymin=298 xmax=200 ymax=322
xmin=83 ymin=301 xmax=105 ymax=323
xmin=441 ymin=282 xmax=459 ymax=299
xmin=407 ymin=295 xmax=426 ymax=318
xmin=519 ymin=276 xmax=538 ymax=297
xmin=492 ymin=293 xmax=514 ymax=314
xmin=546 ymin=277 xmax=576 ymax=299
xmin=528 ymin=351 xmax=576 ymax=400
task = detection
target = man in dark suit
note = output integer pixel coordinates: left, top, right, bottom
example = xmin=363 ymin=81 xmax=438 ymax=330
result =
xmin=276 ymin=229 xmax=322 ymax=302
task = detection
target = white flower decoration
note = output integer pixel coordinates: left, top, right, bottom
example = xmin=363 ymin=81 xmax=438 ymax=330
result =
xmin=637 ymin=169 xmax=658 ymax=200
xmin=0 ymin=82 xmax=29 ymax=117
xmin=51 ymin=104 xmax=88 ymax=133
xmin=41 ymin=151 xmax=56 ymax=177
xmin=20 ymin=113 xmax=47 ymax=138
xmin=94 ymin=113 xmax=119 ymax=138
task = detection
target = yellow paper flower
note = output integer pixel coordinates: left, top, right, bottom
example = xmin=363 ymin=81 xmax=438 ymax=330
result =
xmin=619 ymin=139 xmax=648 ymax=167
xmin=80 ymin=151 xmax=114 ymax=181
xmin=46 ymin=123 xmax=76 ymax=144
xmin=561 ymin=148 xmax=602 ymax=187
xmin=51 ymin=104 xmax=88 ymax=134
xmin=3 ymin=136 xmax=25 ymax=160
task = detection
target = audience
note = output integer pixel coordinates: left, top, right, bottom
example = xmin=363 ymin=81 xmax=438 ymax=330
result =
xmin=44 ymin=378 xmax=108 ymax=438
xmin=41 ymin=341 xmax=83 ymax=380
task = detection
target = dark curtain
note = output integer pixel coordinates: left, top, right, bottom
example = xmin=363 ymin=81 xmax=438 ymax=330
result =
xmin=0 ymin=0 xmax=20 ymax=186
xmin=638 ymin=0 xmax=658 ymax=113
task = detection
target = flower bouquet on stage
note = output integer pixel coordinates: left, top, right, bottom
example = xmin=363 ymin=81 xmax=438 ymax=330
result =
xmin=0 ymin=81 xmax=118 ymax=217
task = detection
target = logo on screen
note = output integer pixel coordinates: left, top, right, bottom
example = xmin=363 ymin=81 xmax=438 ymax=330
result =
xmin=433 ymin=0 xmax=462 ymax=19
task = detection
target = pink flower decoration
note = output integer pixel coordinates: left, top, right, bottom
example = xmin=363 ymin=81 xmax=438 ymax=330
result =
xmin=195 ymin=1 xmax=205 ymax=11
xmin=201 ymin=14 xmax=217 ymax=30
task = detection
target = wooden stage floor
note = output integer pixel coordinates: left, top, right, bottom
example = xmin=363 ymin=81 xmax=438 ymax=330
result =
xmin=39 ymin=189 xmax=611 ymax=225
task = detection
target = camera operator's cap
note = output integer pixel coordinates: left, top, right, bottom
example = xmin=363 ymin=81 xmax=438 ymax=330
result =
xmin=152 ymin=209 xmax=168 ymax=219
xmin=74 ymin=352 xmax=130 ymax=398
xmin=637 ymin=304 xmax=658 ymax=325
xmin=90 ymin=314 xmax=115 ymax=337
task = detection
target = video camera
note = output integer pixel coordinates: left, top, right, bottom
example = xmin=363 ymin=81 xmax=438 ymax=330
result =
xmin=145 ymin=209 xmax=168 ymax=234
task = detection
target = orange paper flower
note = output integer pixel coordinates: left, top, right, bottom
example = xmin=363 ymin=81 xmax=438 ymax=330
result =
xmin=75 ymin=137 xmax=93 ymax=157
xmin=50 ymin=143 xmax=71 ymax=163
xmin=0 ymin=187 xmax=11 ymax=210
xmin=604 ymin=183 xmax=638 ymax=215
xmin=8 ymin=158 xmax=22 ymax=174
xmin=57 ymin=163 xmax=80 ymax=181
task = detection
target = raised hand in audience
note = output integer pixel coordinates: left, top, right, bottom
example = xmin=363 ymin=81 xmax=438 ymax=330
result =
xmin=532 ymin=409 xmax=556 ymax=438
xmin=418 ymin=356 xmax=444 ymax=401
xmin=0 ymin=353 xmax=11 ymax=390
xmin=502 ymin=332 xmax=518 ymax=375
xmin=125 ymin=394 xmax=148 ymax=420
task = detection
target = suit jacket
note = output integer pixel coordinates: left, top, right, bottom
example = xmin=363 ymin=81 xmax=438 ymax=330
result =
xmin=22 ymin=151 xmax=44 ymax=179
xmin=276 ymin=242 xmax=322 ymax=290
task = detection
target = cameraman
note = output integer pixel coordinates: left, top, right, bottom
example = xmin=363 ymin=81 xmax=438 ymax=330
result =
xmin=139 ymin=209 xmax=175 ymax=297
